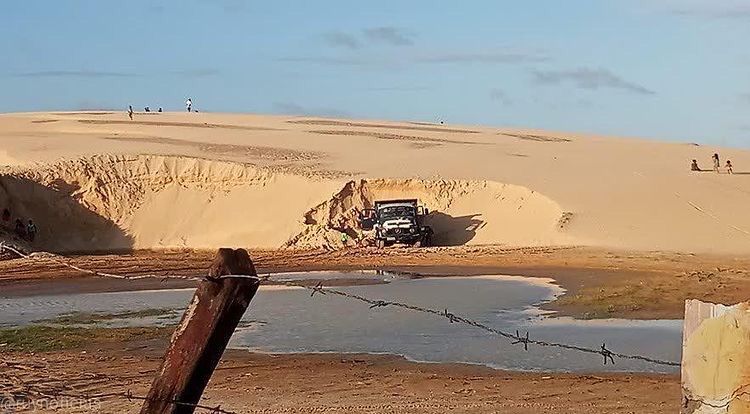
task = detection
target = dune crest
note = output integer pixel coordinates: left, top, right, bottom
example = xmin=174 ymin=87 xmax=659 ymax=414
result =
xmin=0 ymin=154 xmax=568 ymax=252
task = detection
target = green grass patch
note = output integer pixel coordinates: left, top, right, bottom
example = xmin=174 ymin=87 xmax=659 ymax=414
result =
xmin=36 ymin=308 xmax=179 ymax=325
xmin=0 ymin=325 xmax=173 ymax=353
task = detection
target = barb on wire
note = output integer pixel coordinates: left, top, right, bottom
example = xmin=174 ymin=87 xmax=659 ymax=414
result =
xmin=310 ymin=281 xmax=326 ymax=297
xmin=443 ymin=308 xmax=458 ymax=323
xmin=511 ymin=330 xmax=530 ymax=351
xmin=369 ymin=300 xmax=390 ymax=309
xmin=600 ymin=343 xmax=615 ymax=365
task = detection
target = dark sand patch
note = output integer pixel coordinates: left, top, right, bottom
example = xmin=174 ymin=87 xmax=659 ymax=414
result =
xmin=502 ymin=133 xmax=571 ymax=143
xmin=53 ymin=112 xmax=114 ymax=116
xmin=103 ymin=135 xmax=323 ymax=162
xmin=289 ymin=119 xmax=480 ymax=134
xmin=267 ymin=162 xmax=359 ymax=179
xmin=79 ymin=119 xmax=279 ymax=131
xmin=308 ymin=129 xmax=488 ymax=146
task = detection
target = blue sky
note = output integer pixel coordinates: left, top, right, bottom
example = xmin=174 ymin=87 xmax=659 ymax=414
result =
xmin=2 ymin=0 xmax=749 ymax=147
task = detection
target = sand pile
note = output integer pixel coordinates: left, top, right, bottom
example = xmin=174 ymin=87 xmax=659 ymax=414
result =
xmin=0 ymin=155 xmax=569 ymax=252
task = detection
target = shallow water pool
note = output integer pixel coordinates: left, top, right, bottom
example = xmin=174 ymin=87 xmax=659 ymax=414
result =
xmin=0 ymin=271 xmax=682 ymax=373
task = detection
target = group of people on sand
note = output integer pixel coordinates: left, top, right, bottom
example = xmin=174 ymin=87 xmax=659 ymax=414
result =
xmin=127 ymin=105 xmax=164 ymax=120
xmin=127 ymin=98 xmax=195 ymax=120
xmin=2 ymin=208 xmax=37 ymax=243
xmin=691 ymin=153 xmax=733 ymax=174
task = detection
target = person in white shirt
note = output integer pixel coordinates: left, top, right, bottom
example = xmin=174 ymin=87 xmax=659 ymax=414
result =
xmin=186 ymin=98 xmax=192 ymax=112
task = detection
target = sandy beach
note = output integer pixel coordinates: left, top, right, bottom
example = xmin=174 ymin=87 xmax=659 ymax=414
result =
xmin=1 ymin=111 xmax=749 ymax=413
xmin=1 ymin=337 xmax=680 ymax=414
xmin=5 ymin=1 xmax=750 ymax=411
xmin=1 ymin=111 xmax=749 ymax=254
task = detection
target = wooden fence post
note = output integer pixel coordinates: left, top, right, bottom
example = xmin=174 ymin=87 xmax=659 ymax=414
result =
xmin=140 ymin=248 xmax=260 ymax=414
xmin=681 ymin=299 xmax=750 ymax=413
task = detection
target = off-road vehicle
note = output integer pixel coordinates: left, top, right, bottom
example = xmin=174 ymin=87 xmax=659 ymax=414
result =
xmin=359 ymin=199 xmax=433 ymax=248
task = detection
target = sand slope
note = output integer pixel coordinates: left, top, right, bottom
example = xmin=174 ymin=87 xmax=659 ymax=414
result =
xmin=1 ymin=111 xmax=749 ymax=253
xmin=0 ymin=154 xmax=563 ymax=251
xmin=294 ymin=179 xmax=567 ymax=249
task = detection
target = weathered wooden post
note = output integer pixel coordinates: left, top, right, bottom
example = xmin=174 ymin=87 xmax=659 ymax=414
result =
xmin=140 ymin=248 xmax=260 ymax=414
xmin=681 ymin=299 xmax=750 ymax=413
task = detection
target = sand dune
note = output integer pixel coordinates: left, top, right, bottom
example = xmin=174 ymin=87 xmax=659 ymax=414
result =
xmin=0 ymin=111 xmax=749 ymax=254
xmin=1 ymin=155 xmax=336 ymax=251
xmin=0 ymin=154 xmax=562 ymax=251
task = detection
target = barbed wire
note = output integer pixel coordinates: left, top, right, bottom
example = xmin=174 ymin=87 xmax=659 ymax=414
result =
xmin=0 ymin=242 xmax=680 ymax=367
xmin=0 ymin=242 xmax=205 ymax=282
xmin=270 ymin=280 xmax=680 ymax=367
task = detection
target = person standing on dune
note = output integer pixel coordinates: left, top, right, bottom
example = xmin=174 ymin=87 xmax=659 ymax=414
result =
xmin=186 ymin=98 xmax=193 ymax=112
xmin=128 ymin=105 xmax=134 ymax=120
xmin=712 ymin=153 xmax=720 ymax=173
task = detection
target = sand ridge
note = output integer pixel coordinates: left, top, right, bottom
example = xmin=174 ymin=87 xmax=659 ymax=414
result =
xmin=103 ymin=135 xmax=323 ymax=162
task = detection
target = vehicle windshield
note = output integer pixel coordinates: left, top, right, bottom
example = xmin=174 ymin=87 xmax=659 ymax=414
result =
xmin=379 ymin=206 xmax=416 ymax=220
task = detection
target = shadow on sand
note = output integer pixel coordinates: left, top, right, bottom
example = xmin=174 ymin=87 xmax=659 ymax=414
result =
xmin=424 ymin=212 xmax=485 ymax=246
xmin=0 ymin=176 xmax=133 ymax=253
xmin=693 ymin=170 xmax=750 ymax=175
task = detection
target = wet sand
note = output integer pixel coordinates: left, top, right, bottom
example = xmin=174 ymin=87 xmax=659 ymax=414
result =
xmin=2 ymin=335 xmax=679 ymax=414
xmin=1 ymin=246 xmax=749 ymax=319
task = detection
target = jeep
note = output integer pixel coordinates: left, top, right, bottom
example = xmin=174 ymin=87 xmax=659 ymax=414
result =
xmin=359 ymin=199 xmax=433 ymax=248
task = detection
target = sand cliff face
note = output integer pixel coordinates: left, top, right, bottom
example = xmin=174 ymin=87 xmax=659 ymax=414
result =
xmin=292 ymin=178 xmax=568 ymax=249
xmin=0 ymin=154 xmax=568 ymax=252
